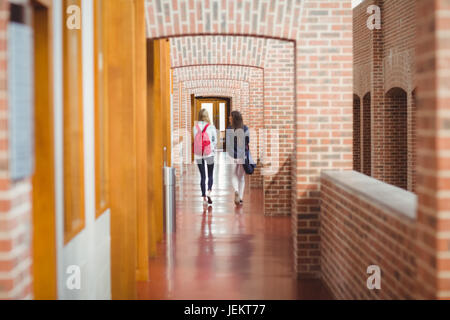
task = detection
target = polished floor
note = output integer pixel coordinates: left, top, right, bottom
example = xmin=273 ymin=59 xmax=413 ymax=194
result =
xmin=137 ymin=152 xmax=332 ymax=300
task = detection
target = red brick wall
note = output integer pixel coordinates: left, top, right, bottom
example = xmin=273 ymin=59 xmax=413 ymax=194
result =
xmin=0 ymin=1 xmax=33 ymax=300
xmin=321 ymin=172 xmax=417 ymax=299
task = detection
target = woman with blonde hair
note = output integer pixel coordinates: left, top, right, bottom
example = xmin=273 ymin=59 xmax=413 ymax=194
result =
xmin=193 ymin=108 xmax=218 ymax=206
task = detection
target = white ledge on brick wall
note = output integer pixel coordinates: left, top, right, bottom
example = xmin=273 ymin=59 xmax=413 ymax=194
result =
xmin=321 ymin=170 xmax=417 ymax=220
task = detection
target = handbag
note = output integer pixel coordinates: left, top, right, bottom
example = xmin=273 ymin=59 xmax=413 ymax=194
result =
xmin=243 ymin=148 xmax=256 ymax=175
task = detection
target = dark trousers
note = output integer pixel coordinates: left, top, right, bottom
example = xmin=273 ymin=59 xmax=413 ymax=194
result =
xmin=197 ymin=157 xmax=214 ymax=197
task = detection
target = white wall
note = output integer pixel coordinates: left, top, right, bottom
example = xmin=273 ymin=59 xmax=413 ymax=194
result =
xmin=53 ymin=0 xmax=111 ymax=300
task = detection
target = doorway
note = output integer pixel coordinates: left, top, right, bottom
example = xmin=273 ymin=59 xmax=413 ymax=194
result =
xmin=191 ymin=97 xmax=231 ymax=152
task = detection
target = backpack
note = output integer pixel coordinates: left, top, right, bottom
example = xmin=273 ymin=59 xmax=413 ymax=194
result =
xmin=194 ymin=123 xmax=211 ymax=156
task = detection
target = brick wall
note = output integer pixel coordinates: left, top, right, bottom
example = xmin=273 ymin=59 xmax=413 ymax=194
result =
xmin=0 ymin=1 xmax=33 ymax=300
xmin=321 ymin=172 xmax=417 ymax=299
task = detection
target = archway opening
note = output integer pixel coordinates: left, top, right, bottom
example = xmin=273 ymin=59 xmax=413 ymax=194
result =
xmin=385 ymin=87 xmax=408 ymax=189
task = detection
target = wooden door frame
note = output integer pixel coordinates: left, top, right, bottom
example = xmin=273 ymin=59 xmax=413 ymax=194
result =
xmin=192 ymin=96 xmax=231 ymax=156
xmin=194 ymin=97 xmax=231 ymax=128
xmin=31 ymin=0 xmax=57 ymax=300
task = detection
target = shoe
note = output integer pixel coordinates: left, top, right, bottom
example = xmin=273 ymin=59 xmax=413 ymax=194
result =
xmin=207 ymin=191 xmax=213 ymax=205
xmin=239 ymin=200 xmax=243 ymax=205
xmin=234 ymin=191 xmax=240 ymax=205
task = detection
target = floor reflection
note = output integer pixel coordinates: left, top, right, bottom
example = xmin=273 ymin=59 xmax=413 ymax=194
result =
xmin=137 ymin=152 xmax=332 ymax=300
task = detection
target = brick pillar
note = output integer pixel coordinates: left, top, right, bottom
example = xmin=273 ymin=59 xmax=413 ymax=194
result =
xmin=370 ymin=0 xmax=385 ymax=181
xmin=249 ymin=69 xmax=263 ymax=189
xmin=0 ymin=1 xmax=33 ymax=300
xmin=294 ymin=0 xmax=353 ymax=277
xmin=415 ymin=0 xmax=450 ymax=299
xmin=263 ymin=39 xmax=295 ymax=216
xmin=408 ymin=89 xmax=417 ymax=192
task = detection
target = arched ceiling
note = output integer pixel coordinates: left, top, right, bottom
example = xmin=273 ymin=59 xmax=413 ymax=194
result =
xmin=146 ymin=0 xmax=303 ymax=40
xmin=170 ymin=35 xmax=270 ymax=68
xmin=183 ymin=79 xmax=243 ymax=90
xmin=173 ymin=65 xmax=263 ymax=82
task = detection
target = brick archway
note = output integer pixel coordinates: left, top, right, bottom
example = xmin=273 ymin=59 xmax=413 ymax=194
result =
xmin=385 ymin=87 xmax=408 ymax=189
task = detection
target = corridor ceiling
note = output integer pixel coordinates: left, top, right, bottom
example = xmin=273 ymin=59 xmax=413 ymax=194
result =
xmin=170 ymin=35 xmax=270 ymax=68
xmin=147 ymin=0 xmax=299 ymax=98
xmin=173 ymin=65 xmax=262 ymax=82
xmin=145 ymin=0 xmax=303 ymax=40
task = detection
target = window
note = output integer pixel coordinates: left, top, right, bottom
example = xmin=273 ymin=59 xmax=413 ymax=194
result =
xmin=63 ymin=0 xmax=85 ymax=243
xmin=94 ymin=0 xmax=109 ymax=217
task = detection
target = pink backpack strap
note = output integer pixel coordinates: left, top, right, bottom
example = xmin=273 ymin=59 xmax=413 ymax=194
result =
xmin=202 ymin=124 xmax=210 ymax=134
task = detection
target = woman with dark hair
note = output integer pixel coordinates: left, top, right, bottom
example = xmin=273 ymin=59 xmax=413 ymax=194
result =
xmin=226 ymin=111 xmax=250 ymax=205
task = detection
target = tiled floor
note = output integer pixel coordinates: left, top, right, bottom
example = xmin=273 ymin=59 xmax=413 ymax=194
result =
xmin=137 ymin=152 xmax=332 ymax=300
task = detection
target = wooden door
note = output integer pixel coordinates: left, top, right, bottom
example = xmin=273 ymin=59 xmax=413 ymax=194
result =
xmin=104 ymin=0 xmax=149 ymax=299
xmin=31 ymin=0 xmax=57 ymax=300
xmin=190 ymin=94 xmax=195 ymax=162
xmin=147 ymin=38 xmax=172 ymax=257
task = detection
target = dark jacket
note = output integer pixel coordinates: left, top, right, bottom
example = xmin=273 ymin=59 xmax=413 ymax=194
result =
xmin=226 ymin=125 xmax=250 ymax=160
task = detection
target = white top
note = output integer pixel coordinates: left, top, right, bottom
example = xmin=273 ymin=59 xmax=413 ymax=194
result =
xmin=193 ymin=121 xmax=218 ymax=160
